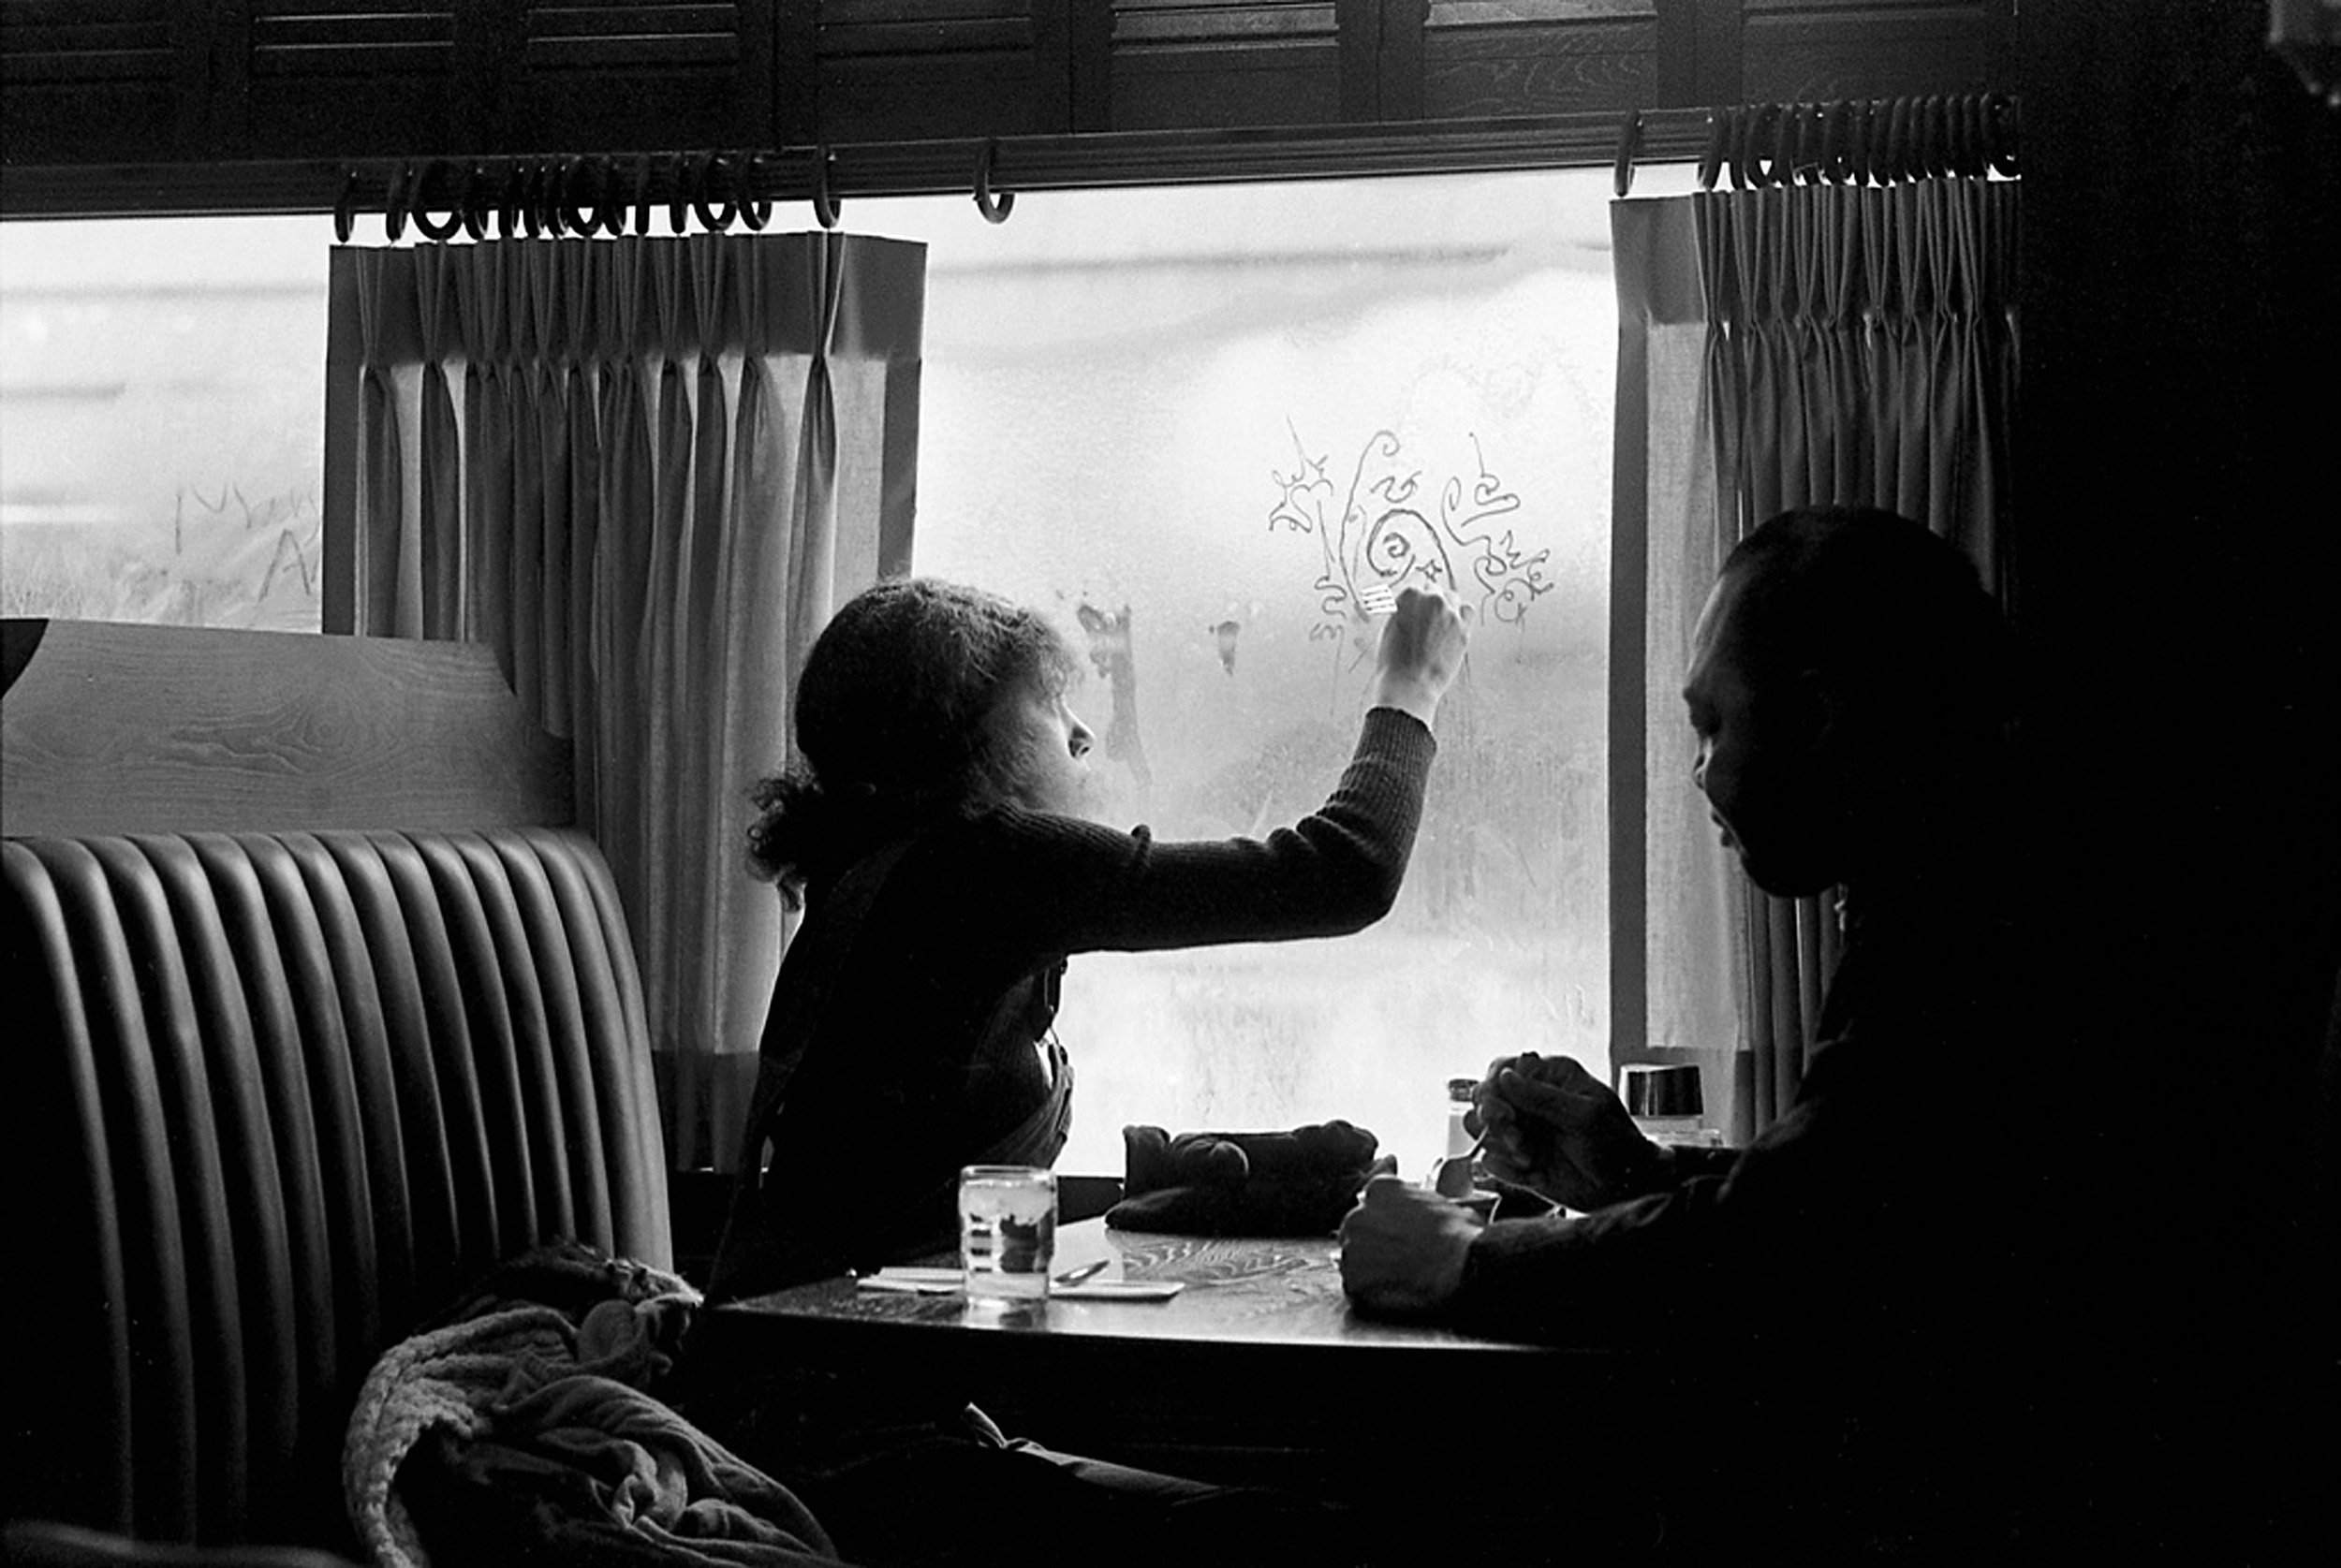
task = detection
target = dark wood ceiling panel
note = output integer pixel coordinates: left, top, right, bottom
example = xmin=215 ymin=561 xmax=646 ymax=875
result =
xmin=1739 ymin=0 xmax=1994 ymax=104
xmin=1418 ymin=0 xmax=1656 ymax=120
xmin=1110 ymin=0 xmax=1343 ymax=130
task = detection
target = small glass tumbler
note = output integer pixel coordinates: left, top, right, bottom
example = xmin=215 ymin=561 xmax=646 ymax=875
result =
xmin=959 ymin=1165 xmax=1058 ymax=1301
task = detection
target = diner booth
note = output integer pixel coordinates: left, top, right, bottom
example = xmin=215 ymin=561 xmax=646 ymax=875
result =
xmin=4 ymin=4 xmax=2334 ymax=1564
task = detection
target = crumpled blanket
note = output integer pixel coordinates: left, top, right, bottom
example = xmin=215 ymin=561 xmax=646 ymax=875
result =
xmin=344 ymin=1242 xmax=841 ymax=1568
xmin=1105 ymin=1121 xmax=1394 ymax=1236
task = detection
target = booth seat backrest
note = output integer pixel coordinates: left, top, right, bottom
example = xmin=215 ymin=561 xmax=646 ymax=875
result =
xmin=1 ymin=828 xmax=671 ymax=1555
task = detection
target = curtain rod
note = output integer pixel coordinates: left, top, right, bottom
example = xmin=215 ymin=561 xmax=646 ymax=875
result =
xmin=0 ymin=111 xmax=1718 ymax=226
xmin=0 ymin=98 xmax=2015 ymax=232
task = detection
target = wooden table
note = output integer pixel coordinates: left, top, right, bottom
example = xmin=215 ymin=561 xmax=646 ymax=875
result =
xmin=702 ymin=1219 xmax=1682 ymax=1507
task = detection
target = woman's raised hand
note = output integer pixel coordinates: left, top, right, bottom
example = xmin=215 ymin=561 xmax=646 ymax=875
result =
xmin=1369 ymin=585 xmax=1472 ymax=726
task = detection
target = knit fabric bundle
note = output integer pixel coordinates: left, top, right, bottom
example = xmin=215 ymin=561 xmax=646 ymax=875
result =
xmin=342 ymin=1244 xmax=838 ymax=1567
xmin=1106 ymin=1121 xmax=1392 ymax=1236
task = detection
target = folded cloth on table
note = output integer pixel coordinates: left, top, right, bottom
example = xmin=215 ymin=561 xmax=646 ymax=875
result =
xmin=1105 ymin=1121 xmax=1391 ymax=1237
xmin=344 ymin=1239 xmax=841 ymax=1568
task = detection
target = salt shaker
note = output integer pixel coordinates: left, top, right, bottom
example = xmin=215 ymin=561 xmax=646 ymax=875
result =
xmin=1444 ymin=1076 xmax=1480 ymax=1160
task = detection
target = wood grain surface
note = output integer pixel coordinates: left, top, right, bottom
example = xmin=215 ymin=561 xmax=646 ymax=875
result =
xmin=0 ymin=620 xmax=571 ymax=836
xmin=705 ymin=1220 xmax=1679 ymax=1488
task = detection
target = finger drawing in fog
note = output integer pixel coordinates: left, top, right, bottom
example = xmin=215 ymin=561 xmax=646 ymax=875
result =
xmin=1075 ymin=600 xmax=1153 ymax=794
xmin=1269 ymin=424 xmax=1552 ymax=678
xmin=1209 ymin=619 xmax=1242 ymax=676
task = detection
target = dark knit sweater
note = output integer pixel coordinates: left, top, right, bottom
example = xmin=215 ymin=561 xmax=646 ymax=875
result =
xmin=1440 ymin=901 xmax=2054 ymax=1554
xmin=713 ymin=706 xmax=1437 ymax=1299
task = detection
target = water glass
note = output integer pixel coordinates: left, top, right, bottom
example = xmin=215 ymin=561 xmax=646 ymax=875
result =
xmin=959 ymin=1165 xmax=1057 ymax=1300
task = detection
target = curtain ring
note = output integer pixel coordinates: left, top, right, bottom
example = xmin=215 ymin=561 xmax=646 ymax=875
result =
xmin=495 ymin=163 xmax=523 ymax=240
xmin=1611 ymin=110 xmax=1642 ymax=199
xmin=590 ymin=156 xmax=631 ymax=236
xmin=1739 ymin=102 xmax=1782 ymax=188
xmin=1697 ymin=108 xmax=1729 ymax=191
xmin=333 ymin=168 xmax=360 ymax=244
xmin=811 ymin=144 xmax=842 ymax=229
xmin=626 ymin=154 xmax=652 ymax=237
xmin=1726 ymin=104 xmax=1757 ymax=189
xmin=1983 ymin=93 xmax=2019 ymax=177
xmin=1948 ymin=95 xmax=1979 ymax=179
xmin=690 ymin=149 xmax=738 ymax=233
xmin=1882 ymin=97 xmax=1913 ymax=184
xmin=516 ymin=160 xmax=544 ymax=239
xmin=411 ymin=160 xmax=467 ymax=242
xmin=738 ymin=150 xmax=773 ymax=231
xmin=1788 ymin=101 xmax=1822 ymax=186
xmin=460 ymin=163 xmax=493 ymax=241
xmin=664 ymin=153 xmax=690 ymax=234
xmin=973 ymin=138 xmax=1016 ymax=223
xmin=382 ymin=161 xmax=413 ymax=242
xmin=1863 ymin=98 xmax=1893 ymax=185
xmin=1818 ymin=99 xmax=1853 ymax=184
xmin=532 ymin=159 xmax=562 ymax=237
xmin=562 ymin=155 xmax=607 ymax=236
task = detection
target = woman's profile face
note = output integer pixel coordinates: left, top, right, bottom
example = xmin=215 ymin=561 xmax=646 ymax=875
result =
xmin=988 ymin=681 xmax=1102 ymax=819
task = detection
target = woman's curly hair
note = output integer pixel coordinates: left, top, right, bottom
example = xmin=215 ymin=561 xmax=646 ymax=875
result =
xmin=747 ymin=577 xmax=1081 ymax=902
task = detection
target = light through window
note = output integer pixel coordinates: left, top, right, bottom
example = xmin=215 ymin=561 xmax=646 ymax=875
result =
xmin=859 ymin=169 xmax=1618 ymax=1177
xmin=0 ymin=215 xmax=331 ymax=631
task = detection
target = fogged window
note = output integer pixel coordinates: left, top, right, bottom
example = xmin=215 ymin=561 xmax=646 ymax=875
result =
xmin=0 ymin=216 xmax=330 ymax=631
xmin=861 ymin=169 xmax=1615 ymax=1178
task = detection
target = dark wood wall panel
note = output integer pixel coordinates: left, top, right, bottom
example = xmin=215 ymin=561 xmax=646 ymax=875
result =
xmin=235 ymin=2 xmax=466 ymax=158
xmin=512 ymin=2 xmax=758 ymax=151
xmin=0 ymin=0 xmax=2020 ymax=212
xmin=824 ymin=55 xmax=1049 ymax=138
xmin=0 ymin=1 xmax=197 ymax=163
xmin=1112 ymin=44 xmax=1345 ymax=128
xmin=817 ymin=0 xmax=1049 ymax=139
xmin=1419 ymin=0 xmax=1657 ymax=120
xmin=1739 ymin=0 xmax=1995 ymax=104
xmin=1111 ymin=0 xmax=1344 ymax=129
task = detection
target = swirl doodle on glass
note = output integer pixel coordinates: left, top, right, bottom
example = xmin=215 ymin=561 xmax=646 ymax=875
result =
xmin=1268 ymin=424 xmax=1552 ymax=647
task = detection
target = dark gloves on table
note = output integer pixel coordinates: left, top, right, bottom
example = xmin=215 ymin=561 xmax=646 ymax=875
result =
xmin=1107 ymin=1121 xmax=1391 ymax=1237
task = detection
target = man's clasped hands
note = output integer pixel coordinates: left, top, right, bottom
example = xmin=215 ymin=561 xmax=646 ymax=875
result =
xmin=1337 ymin=1052 xmax=1678 ymax=1315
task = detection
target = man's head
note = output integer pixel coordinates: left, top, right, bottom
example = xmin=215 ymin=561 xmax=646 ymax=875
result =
xmin=1683 ymin=506 xmax=2010 ymax=897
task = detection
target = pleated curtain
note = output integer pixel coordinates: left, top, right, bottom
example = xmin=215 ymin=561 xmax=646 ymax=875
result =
xmin=1609 ymin=178 xmax=2018 ymax=1141
xmin=323 ymin=231 xmax=928 ymax=1169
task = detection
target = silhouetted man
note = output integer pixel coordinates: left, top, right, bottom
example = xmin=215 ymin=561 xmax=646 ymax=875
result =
xmin=1343 ymin=505 xmax=2060 ymax=1561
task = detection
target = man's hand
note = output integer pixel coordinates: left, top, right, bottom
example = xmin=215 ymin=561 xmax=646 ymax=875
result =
xmin=1467 ymin=1052 xmax=1669 ymax=1212
xmin=1338 ymin=1175 xmax=1483 ymax=1315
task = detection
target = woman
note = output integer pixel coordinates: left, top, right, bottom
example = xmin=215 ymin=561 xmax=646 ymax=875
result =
xmin=708 ymin=575 xmax=1469 ymax=1302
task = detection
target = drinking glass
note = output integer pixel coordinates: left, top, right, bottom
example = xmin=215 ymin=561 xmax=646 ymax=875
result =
xmin=959 ymin=1165 xmax=1057 ymax=1300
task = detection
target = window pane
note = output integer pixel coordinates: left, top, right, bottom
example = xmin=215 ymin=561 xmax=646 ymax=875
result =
xmin=861 ymin=169 xmax=1614 ymax=1178
xmin=0 ymin=216 xmax=331 ymax=630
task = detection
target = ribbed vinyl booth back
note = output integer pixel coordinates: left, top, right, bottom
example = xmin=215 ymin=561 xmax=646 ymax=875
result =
xmin=1 ymin=828 xmax=672 ymax=1553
